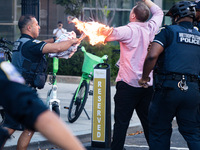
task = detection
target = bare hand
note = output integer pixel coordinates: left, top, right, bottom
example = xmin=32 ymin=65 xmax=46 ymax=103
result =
xmin=138 ymin=77 xmax=150 ymax=88
xmin=71 ymin=38 xmax=80 ymax=46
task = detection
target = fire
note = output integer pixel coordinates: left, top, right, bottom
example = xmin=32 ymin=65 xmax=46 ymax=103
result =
xmin=71 ymin=18 xmax=111 ymax=46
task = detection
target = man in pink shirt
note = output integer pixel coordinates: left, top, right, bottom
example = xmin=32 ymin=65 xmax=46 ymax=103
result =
xmin=100 ymin=0 xmax=163 ymax=149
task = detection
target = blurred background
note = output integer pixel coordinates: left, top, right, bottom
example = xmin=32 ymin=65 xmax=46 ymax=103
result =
xmin=0 ymin=0 xmax=182 ymax=41
xmin=0 ymin=0 xmax=190 ymax=82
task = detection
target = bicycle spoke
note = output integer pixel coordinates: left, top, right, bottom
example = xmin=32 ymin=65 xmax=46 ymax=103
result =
xmin=68 ymin=80 xmax=89 ymax=123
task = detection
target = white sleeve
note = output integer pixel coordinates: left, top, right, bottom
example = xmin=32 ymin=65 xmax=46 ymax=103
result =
xmin=53 ymin=29 xmax=57 ymax=34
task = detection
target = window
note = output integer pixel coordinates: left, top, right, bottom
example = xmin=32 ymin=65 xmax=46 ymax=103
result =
xmin=0 ymin=0 xmax=13 ymax=23
xmin=83 ymin=0 xmax=136 ymax=27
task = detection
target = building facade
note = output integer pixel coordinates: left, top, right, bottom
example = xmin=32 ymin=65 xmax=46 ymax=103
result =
xmin=0 ymin=0 xmax=189 ymax=42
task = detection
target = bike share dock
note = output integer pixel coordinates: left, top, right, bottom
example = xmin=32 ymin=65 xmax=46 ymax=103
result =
xmin=3 ymin=76 xmax=141 ymax=150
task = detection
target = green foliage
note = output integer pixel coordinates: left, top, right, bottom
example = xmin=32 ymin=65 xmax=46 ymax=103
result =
xmin=55 ymin=0 xmax=88 ymax=17
xmin=47 ymin=41 xmax=120 ymax=82
xmin=103 ymin=6 xmax=111 ymax=17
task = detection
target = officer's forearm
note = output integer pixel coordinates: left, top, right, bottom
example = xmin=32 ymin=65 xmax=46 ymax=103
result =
xmin=142 ymin=56 xmax=156 ymax=80
xmin=43 ymin=38 xmax=54 ymax=43
xmin=35 ymin=111 xmax=86 ymax=150
xmin=42 ymin=38 xmax=78 ymax=53
xmin=142 ymin=42 xmax=164 ymax=80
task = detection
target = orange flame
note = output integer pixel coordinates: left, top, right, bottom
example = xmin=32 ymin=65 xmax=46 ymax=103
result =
xmin=72 ymin=18 xmax=111 ymax=46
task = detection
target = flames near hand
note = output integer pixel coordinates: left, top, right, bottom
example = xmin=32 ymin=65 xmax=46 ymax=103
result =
xmin=70 ymin=18 xmax=112 ymax=46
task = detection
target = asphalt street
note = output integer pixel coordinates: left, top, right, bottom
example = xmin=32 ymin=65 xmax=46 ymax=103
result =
xmin=4 ymin=81 xmax=189 ymax=150
xmin=40 ymin=83 xmax=189 ymax=150
xmin=48 ymin=121 xmax=189 ymax=150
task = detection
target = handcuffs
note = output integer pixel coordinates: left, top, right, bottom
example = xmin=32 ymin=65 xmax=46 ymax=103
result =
xmin=177 ymin=75 xmax=188 ymax=92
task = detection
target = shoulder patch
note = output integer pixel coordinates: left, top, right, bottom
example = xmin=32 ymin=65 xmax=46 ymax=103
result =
xmin=0 ymin=62 xmax=25 ymax=84
xmin=33 ymin=40 xmax=42 ymax=44
xmin=12 ymin=41 xmax=21 ymax=51
xmin=194 ymin=26 xmax=199 ymax=31
xmin=156 ymin=27 xmax=166 ymax=35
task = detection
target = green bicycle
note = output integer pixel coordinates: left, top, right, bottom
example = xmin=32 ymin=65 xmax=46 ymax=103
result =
xmin=46 ymin=57 xmax=60 ymax=116
xmin=67 ymin=46 xmax=108 ymax=123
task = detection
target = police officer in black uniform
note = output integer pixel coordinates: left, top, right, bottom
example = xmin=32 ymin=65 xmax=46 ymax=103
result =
xmin=12 ymin=14 xmax=79 ymax=89
xmin=0 ymin=60 xmax=85 ymax=150
xmin=0 ymin=59 xmax=48 ymax=148
xmin=138 ymin=1 xmax=200 ymax=150
xmin=1 ymin=14 xmax=81 ymax=150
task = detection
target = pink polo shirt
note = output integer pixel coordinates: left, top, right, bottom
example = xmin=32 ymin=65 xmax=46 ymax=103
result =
xmin=106 ymin=4 xmax=163 ymax=87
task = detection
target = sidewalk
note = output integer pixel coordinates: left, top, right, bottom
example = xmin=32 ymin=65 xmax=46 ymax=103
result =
xmin=3 ymin=76 xmax=142 ymax=150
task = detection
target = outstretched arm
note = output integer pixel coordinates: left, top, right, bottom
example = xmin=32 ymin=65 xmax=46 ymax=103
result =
xmin=35 ymin=111 xmax=86 ymax=150
xmin=42 ymin=38 xmax=80 ymax=54
xmin=0 ymin=78 xmax=85 ymax=150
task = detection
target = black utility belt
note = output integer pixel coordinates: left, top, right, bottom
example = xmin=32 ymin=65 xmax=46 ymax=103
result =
xmin=156 ymin=74 xmax=199 ymax=82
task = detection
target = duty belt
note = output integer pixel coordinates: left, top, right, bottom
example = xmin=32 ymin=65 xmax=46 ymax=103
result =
xmin=157 ymin=74 xmax=199 ymax=82
xmin=156 ymin=74 xmax=200 ymax=92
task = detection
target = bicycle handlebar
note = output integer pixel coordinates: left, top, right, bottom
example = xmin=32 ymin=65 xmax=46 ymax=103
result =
xmin=81 ymin=46 xmax=86 ymax=52
xmin=81 ymin=46 xmax=108 ymax=62
xmin=101 ymin=55 xmax=108 ymax=60
xmin=0 ymin=37 xmax=14 ymax=45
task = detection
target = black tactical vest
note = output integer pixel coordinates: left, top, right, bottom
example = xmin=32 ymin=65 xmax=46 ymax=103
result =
xmin=12 ymin=37 xmax=47 ymax=87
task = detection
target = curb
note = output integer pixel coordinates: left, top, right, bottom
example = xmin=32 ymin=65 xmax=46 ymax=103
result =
xmin=47 ymin=75 xmax=81 ymax=84
xmin=49 ymin=75 xmax=116 ymax=86
xmin=3 ymin=133 xmax=92 ymax=150
xmin=3 ymin=126 xmax=143 ymax=150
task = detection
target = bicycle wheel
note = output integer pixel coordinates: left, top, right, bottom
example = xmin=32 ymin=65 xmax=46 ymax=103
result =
xmin=68 ymin=80 xmax=89 ymax=123
xmin=0 ymin=109 xmax=5 ymax=126
xmin=52 ymin=102 xmax=60 ymax=116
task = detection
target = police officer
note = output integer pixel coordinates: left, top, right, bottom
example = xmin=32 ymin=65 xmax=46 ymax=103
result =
xmin=2 ymin=14 xmax=80 ymax=150
xmin=138 ymin=1 xmax=200 ymax=150
xmin=12 ymin=14 xmax=79 ymax=89
xmin=0 ymin=60 xmax=85 ymax=150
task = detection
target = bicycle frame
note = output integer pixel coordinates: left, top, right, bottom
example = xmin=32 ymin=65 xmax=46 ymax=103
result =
xmin=74 ymin=46 xmax=108 ymax=103
xmin=46 ymin=57 xmax=61 ymax=115
xmin=67 ymin=46 xmax=108 ymax=123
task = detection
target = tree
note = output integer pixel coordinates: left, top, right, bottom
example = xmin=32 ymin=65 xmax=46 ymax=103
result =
xmin=55 ymin=0 xmax=118 ymax=26
xmin=55 ymin=0 xmax=88 ymax=17
xmin=85 ymin=0 xmax=117 ymax=26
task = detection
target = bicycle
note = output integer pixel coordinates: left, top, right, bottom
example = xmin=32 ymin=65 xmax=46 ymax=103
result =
xmin=0 ymin=37 xmax=13 ymax=125
xmin=66 ymin=46 xmax=108 ymax=123
xmin=46 ymin=57 xmax=61 ymax=116
xmin=0 ymin=37 xmax=13 ymax=62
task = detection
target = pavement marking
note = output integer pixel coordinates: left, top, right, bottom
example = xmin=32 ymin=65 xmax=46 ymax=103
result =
xmin=170 ymin=147 xmax=189 ymax=150
xmin=124 ymin=144 xmax=189 ymax=150
xmin=124 ymin=144 xmax=148 ymax=148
